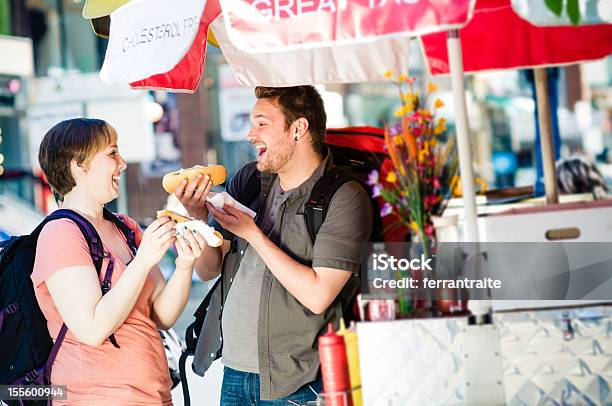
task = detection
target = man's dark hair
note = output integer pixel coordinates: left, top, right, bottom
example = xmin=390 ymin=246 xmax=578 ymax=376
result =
xmin=38 ymin=118 xmax=114 ymax=197
xmin=254 ymin=86 xmax=326 ymax=155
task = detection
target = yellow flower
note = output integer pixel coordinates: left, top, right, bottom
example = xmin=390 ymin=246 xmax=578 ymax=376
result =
xmin=393 ymin=135 xmax=404 ymax=146
xmin=434 ymin=123 xmax=447 ymax=135
xmin=427 ymin=82 xmax=438 ymax=94
xmin=410 ymin=221 xmax=419 ymax=233
xmin=386 ymin=171 xmax=398 ymax=183
xmin=384 ymin=70 xmax=394 ymax=79
xmin=398 ymin=74 xmax=408 ymax=83
xmin=400 ymin=92 xmax=413 ymax=103
xmin=434 ymin=99 xmax=444 ymax=109
xmin=394 ymin=107 xmax=405 ymax=117
xmin=418 ymin=149 xmax=428 ymax=162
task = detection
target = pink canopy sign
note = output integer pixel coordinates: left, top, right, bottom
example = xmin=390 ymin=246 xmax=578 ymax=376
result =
xmin=220 ymin=0 xmax=475 ymax=52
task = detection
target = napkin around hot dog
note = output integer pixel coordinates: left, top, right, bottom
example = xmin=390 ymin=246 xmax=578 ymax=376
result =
xmin=206 ymin=192 xmax=256 ymax=218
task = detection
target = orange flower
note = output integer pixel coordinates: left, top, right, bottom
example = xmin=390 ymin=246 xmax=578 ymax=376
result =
xmin=427 ymin=82 xmax=438 ymax=94
xmin=434 ymin=99 xmax=444 ymax=109
xmin=398 ymin=73 xmax=408 ymax=83
xmin=384 ymin=126 xmax=406 ymax=176
xmin=401 ymin=117 xmax=418 ymax=160
xmin=384 ymin=70 xmax=394 ymax=79
xmin=386 ymin=171 xmax=398 ymax=183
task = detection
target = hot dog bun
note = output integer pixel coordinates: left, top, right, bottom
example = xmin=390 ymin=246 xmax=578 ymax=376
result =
xmin=162 ymin=165 xmax=227 ymax=194
xmin=156 ymin=210 xmax=224 ymax=248
xmin=156 ymin=210 xmax=193 ymax=222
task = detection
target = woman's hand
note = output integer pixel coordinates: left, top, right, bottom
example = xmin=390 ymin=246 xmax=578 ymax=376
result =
xmin=134 ymin=217 xmax=176 ymax=269
xmin=175 ymin=229 xmax=207 ymax=270
xmin=175 ymin=175 xmax=212 ymax=221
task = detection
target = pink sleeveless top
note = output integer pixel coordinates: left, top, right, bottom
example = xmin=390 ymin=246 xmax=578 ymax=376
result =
xmin=31 ymin=214 xmax=172 ymax=405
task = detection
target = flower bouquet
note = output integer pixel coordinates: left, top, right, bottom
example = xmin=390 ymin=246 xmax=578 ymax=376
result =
xmin=368 ymin=72 xmax=460 ymax=314
xmin=369 ymin=72 xmax=459 ymax=250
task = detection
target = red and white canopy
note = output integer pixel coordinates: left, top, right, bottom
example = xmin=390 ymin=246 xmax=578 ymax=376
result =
xmin=100 ymin=0 xmax=476 ymax=90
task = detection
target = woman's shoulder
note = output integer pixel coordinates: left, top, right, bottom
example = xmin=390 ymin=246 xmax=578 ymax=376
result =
xmin=37 ymin=216 xmax=90 ymax=256
xmin=39 ymin=216 xmax=84 ymax=240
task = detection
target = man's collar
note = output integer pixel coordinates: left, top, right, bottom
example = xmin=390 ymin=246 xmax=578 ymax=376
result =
xmin=294 ymin=149 xmax=333 ymax=197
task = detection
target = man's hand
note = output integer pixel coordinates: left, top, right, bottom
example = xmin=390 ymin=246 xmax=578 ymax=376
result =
xmin=175 ymin=174 xmax=212 ymax=221
xmin=206 ymin=202 xmax=261 ymax=242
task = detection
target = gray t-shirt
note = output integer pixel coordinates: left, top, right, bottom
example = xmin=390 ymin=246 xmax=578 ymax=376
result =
xmin=221 ymin=177 xmax=289 ymax=372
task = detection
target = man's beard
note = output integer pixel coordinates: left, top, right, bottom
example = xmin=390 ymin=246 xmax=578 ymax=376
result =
xmin=256 ymin=144 xmax=295 ymax=173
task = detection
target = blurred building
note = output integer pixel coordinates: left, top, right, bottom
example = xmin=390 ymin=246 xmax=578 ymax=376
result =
xmin=0 ymin=0 xmax=216 ymax=232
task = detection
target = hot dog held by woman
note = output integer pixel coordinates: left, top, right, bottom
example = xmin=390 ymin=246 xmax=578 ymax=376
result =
xmin=156 ymin=209 xmax=224 ymax=248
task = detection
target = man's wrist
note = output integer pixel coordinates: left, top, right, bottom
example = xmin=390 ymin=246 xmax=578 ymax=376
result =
xmin=246 ymin=227 xmax=265 ymax=246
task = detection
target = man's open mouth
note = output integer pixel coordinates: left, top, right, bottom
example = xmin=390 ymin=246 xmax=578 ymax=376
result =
xmin=255 ymin=144 xmax=267 ymax=157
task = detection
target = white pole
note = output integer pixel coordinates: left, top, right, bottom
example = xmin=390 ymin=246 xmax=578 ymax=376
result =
xmin=446 ymin=29 xmax=479 ymax=242
xmin=446 ymin=30 xmax=492 ymax=324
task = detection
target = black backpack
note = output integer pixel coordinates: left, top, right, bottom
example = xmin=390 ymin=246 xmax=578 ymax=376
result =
xmin=178 ymin=127 xmax=388 ymax=405
xmin=0 ymin=208 xmax=136 ymax=394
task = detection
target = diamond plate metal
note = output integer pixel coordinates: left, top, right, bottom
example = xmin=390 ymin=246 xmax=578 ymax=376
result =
xmin=357 ymin=306 xmax=610 ymax=406
xmin=495 ymin=305 xmax=612 ymax=406
xmin=357 ymin=318 xmax=468 ymax=406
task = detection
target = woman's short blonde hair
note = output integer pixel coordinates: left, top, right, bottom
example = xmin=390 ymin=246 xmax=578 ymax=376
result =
xmin=38 ymin=118 xmax=115 ymax=197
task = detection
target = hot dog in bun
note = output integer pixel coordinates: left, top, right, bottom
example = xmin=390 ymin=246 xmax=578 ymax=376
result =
xmin=162 ymin=165 xmax=227 ymax=194
xmin=156 ymin=210 xmax=224 ymax=248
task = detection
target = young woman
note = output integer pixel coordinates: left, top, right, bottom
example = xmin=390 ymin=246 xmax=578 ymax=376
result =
xmin=32 ymin=118 xmax=207 ymax=405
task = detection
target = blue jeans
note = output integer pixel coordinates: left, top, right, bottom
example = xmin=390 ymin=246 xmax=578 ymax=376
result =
xmin=220 ymin=366 xmax=322 ymax=405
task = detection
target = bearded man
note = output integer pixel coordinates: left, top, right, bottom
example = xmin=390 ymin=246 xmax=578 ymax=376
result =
xmin=176 ymin=86 xmax=372 ymax=405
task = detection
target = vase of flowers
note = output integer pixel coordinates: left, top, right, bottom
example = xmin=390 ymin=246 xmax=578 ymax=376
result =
xmin=368 ymin=71 xmax=459 ymax=315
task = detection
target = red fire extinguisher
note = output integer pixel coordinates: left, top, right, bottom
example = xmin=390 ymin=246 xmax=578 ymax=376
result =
xmin=318 ymin=323 xmax=352 ymax=406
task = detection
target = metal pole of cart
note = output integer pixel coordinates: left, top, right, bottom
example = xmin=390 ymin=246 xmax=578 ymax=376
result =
xmin=447 ymin=31 xmax=505 ymax=406
xmin=446 ymin=29 xmax=480 ymax=243
xmin=534 ymin=67 xmax=560 ymax=204
xmin=446 ymin=29 xmax=493 ymax=316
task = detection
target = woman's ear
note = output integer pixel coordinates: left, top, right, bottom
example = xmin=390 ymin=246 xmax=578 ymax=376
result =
xmin=70 ymin=159 xmax=88 ymax=180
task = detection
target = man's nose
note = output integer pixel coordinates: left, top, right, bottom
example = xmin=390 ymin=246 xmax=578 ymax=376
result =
xmin=247 ymin=129 xmax=256 ymax=142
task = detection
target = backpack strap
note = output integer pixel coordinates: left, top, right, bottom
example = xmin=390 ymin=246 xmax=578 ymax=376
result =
xmin=104 ymin=208 xmax=138 ymax=255
xmin=305 ymin=167 xmax=360 ymax=244
xmin=31 ymin=209 xmax=125 ymax=384
xmin=240 ymin=161 xmax=262 ymax=218
xmin=305 ymin=168 xmax=366 ymax=327
xmin=180 ymin=276 xmax=222 ymax=406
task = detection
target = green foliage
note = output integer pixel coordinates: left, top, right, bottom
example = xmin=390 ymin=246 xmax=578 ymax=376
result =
xmin=566 ymin=0 xmax=580 ymax=25
xmin=545 ymin=0 xmax=581 ymax=25
xmin=545 ymin=0 xmax=563 ymax=16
